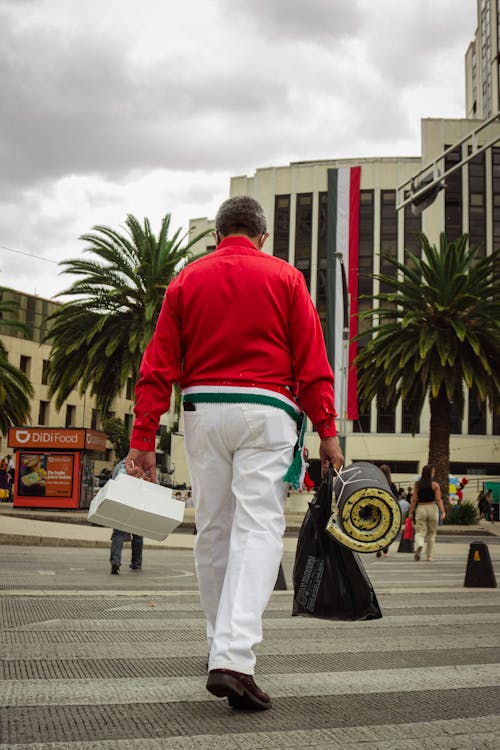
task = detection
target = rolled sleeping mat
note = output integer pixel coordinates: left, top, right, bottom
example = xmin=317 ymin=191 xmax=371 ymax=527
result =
xmin=326 ymin=462 xmax=402 ymax=554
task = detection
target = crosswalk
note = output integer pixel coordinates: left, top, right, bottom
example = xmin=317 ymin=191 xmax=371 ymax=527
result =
xmin=1 ymin=576 xmax=500 ymax=749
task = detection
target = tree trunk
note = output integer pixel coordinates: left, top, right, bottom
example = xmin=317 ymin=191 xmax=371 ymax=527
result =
xmin=428 ymin=387 xmax=451 ymax=502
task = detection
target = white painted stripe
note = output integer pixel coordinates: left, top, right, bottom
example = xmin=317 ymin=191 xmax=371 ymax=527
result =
xmin=334 ymin=167 xmax=351 ymax=416
xmin=2 ymin=631 xmax=498 ymax=660
xmin=2 ymin=716 xmax=499 ymax=750
xmin=1 ymin=664 xmax=499 ymax=707
xmin=14 ymin=611 xmax=500 ymax=632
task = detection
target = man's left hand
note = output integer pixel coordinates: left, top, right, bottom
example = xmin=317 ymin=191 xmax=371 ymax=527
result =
xmin=319 ymin=437 xmax=344 ymax=477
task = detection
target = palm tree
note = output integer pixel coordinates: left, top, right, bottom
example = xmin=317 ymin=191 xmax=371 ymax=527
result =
xmin=45 ymin=213 xmax=209 ymax=417
xmin=0 ymin=289 xmax=33 ymax=433
xmin=355 ymin=233 xmax=500 ymax=499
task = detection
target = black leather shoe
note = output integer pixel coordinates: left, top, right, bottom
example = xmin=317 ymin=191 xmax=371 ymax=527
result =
xmin=129 ymin=564 xmax=142 ymax=570
xmin=111 ymin=562 xmax=120 ymax=574
xmin=206 ymin=668 xmax=271 ymax=710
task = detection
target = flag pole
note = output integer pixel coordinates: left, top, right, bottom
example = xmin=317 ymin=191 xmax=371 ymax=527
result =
xmin=334 ymin=252 xmax=349 ymax=458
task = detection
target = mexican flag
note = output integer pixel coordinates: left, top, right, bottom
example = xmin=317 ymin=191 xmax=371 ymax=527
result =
xmin=326 ymin=166 xmax=361 ymax=421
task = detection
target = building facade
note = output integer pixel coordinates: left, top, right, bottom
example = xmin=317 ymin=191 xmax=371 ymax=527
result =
xmin=185 ymin=116 xmax=500 ymax=493
xmin=0 ymin=289 xmax=176 ymax=475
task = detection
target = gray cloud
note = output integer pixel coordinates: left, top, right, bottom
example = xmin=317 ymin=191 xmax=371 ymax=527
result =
xmin=0 ymin=0 xmax=478 ymax=298
xmin=220 ymin=0 xmax=364 ymax=43
xmin=0 ymin=11 xmax=291 ymax=189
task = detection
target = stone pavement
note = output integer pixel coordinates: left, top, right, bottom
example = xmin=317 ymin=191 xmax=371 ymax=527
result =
xmin=0 ymin=506 xmax=500 ymax=749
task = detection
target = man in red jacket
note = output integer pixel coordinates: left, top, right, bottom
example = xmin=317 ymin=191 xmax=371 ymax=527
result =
xmin=126 ymin=196 xmax=343 ymax=710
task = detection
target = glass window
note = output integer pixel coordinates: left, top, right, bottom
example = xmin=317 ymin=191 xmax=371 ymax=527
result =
xmin=65 ymin=404 xmax=76 ymax=429
xmin=273 ymin=195 xmax=290 ymax=261
xmin=444 ymin=147 xmax=463 ymax=241
xmin=404 ymin=204 xmax=422 ymax=266
xmin=402 ymin=398 xmax=420 ymax=434
xmin=468 ymin=149 xmax=486 ymax=256
xmin=376 ymin=393 xmax=396 ymax=433
xmin=38 ymin=401 xmax=49 ymax=426
xmin=41 ymin=359 xmax=50 ymax=386
xmin=294 ymin=193 xmax=312 ymax=289
xmin=126 ymin=377 xmax=134 ymax=401
xmin=19 ymin=355 xmax=31 ymax=377
xmin=380 ymin=190 xmax=397 ymax=297
xmin=450 ymin=399 xmax=462 ymax=435
xmin=353 ymin=399 xmax=371 ymax=433
xmin=316 ymin=191 xmax=328 ymax=333
xmin=468 ymin=386 xmax=486 ymax=435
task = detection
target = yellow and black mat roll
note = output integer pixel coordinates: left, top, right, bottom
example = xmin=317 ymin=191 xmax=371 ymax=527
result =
xmin=326 ymin=463 xmax=402 ymax=554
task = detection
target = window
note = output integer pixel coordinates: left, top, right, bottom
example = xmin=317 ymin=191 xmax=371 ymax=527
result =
xmin=91 ymin=409 xmax=99 ymax=430
xmin=316 ymin=191 xmax=328 ymax=333
xmin=273 ymin=195 xmax=290 ymax=261
xmin=124 ymin=413 xmax=133 ymax=435
xmin=377 ymin=393 xmax=396 ymax=433
xmin=402 ymin=397 xmax=420 ymax=434
xmin=19 ymin=355 xmax=31 ymax=377
xmin=353 ymin=400 xmax=371 ymax=433
xmin=404 ymin=204 xmax=422 ymax=266
xmin=444 ymin=147 xmax=463 ymax=241
xmin=492 ymin=148 xmax=500 ymax=253
xmin=38 ymin=400 xmax=49 ymax=425
xmin=357 ymin=191 xmax=375 ymax=342
xmin=379 ymin=190 xmax=398 ymax=299
xmin=468 ymin=149 xmax=486 ymax=256
xmin=294 ymin=193 xmax=312 ymax=289
xmin=41 ymin=359 xmax=50 ymax=386
xmin=450 ymin=399 xmax=462 ymax=435
xmin=126 ymin=377 xmax=134 ymax=401
xmin=468 ymin=386 xmax=486 ymax=435
xmin=26 ymin=296 xmax=36 ymax=330
xmin=65 ymin=404 xmax=76 ymax=428
xmin=450 ymin=462 xmax=500 ymax=475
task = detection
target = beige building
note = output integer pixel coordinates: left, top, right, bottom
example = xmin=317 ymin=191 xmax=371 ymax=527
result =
xmin=185 ymin=116 xmax=500 ymax=495
xmin=0 ymin=289 xmax=176 ymax=476
xmin=465 ymin=0 xmax=500 ymax=120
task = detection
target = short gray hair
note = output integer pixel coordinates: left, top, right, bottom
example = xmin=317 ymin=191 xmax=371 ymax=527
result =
xmin=215 ymin=196 xmax=267 ymax=237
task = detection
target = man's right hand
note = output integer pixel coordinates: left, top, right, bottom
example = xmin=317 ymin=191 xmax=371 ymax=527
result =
xmin=319 ymin=437 xmax=344 ymax=477
xmin=124 ymin=449 xmax=157 ymax=483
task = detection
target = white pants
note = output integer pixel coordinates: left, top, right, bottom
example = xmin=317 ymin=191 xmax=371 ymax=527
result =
xmin=183 ymin=402 xmax=297 ymax=675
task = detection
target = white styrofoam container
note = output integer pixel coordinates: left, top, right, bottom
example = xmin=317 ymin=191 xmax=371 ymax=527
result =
xmin=87 ymin=473 xmax=185 ymax=541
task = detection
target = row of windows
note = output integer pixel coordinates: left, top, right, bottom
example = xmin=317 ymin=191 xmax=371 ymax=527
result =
xmin=33 ymin=400 xmax=135 ymax=435
xmin=273 ymin=188 xmax=422 ymax=337
xmin=272 ymin=182 xmax=499 ymax=438
xmin=354 ymin=388 xmax=500 ymax=436
xmin=444 ymin=144 xmax=500 ymax=255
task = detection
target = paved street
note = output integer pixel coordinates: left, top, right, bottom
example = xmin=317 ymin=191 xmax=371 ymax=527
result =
xmin=1 ymin=530 xmax=500 ymax=749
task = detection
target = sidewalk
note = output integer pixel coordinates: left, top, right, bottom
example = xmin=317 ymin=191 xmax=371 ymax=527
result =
xmin=0 ymin=501 xmax=498 ymax=550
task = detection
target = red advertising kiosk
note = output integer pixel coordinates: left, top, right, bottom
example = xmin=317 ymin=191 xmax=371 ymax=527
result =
xmin=7 ymin=427 xmax=108 ymax=510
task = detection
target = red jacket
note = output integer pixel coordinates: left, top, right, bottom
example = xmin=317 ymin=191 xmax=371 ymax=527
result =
xmin=131 ymin=235 xmax=337 ymax=451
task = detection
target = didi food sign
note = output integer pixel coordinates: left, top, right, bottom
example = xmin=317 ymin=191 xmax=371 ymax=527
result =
xmin=8 ymin=427 xmax=107 ymax=452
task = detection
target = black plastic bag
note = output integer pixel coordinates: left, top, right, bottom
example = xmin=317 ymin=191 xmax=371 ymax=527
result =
xmin=292 ymin=471 xmax=382 ymax=621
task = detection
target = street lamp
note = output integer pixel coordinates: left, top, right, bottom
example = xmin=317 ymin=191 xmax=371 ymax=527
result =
xmin=334 ymin=252 xmax=349 ymax=458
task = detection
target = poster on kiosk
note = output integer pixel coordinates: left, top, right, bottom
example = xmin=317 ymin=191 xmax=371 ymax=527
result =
xmin=7 ymin=427 xmax=107 ymax=509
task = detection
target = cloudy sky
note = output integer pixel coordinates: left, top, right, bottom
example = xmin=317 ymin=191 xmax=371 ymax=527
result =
xmin=0 ymin=0 xmax=476 ymax=298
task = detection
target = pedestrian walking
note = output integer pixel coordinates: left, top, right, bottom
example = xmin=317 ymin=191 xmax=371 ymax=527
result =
xmin=479 ymin=489 xmax=494 ymax=522
xmin=408 ymin=464 xmax=446 ymax=561
xmin=125 ymin=195 xmax=343 ymax=710
xmin=108 ymin=460 xmax=143 ymax=574
xmin=6 ymin=455 xmax=15 ymax=500
xmin=109 ymin=529 xmax=143 ymax=574
xmin=0 ymin=457 xmax=9 ymax=501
